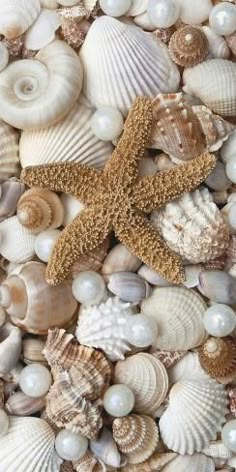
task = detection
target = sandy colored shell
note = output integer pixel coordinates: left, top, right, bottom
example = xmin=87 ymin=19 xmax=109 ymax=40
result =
xmin=202 ymin=440 xmax=233 ymax=461
xmin=0 ymin=119 xmax=20 ymax=179
xmin=153 ymin=26 xmax=175 ymax=45
xmin=0 ymin=215 xmax=36 ymax=263
xmin=141 ymin=286 xmax=207 ymax=351
xmin=198 ymin=337 xmax=236 ymax=383
xmin=0 ymin=416 xmax=62 ymax=472
xmin=169 ymin=26 xmax=208 ymax=67
xmin=44 ymin=329 xmax=112 ymax=440
xmin=80 ymin=16 xmax=180 ymax=116
xmin=71 ymin=238 xmax=109 ymax=277
xmin=102 ymin=243 xmax=141 ymax=280
xmin=121 ymin=452 xmax=178 ymax=472
xmin=17 ymin=187 xmax=64 ymax=234
xmin=151 ymin=188 xmax=230 ymax=264
xmin=159 ymin=378 xmax=228 ymax=455
xmin=0 ymin=0 xmax=41 ymax=39
xmin=192 ymin=105 xmax=234 ymax=152
xmin=226 ymin=33 xmax=236 ymax=56
xmin=19 ymin=96 xmax=113 ymax=169
xmin=0 ymin=179 xmax=25 ymax=221
xmin=161 ymin=453 xmax=215 ymax=472
xmin=73 ymin=451 xmax=105 ymax=472
xmin=112 ymin=414 xmax=159 ymax=464
xmin=22 ymin=337 xmax=46 ymax=365
xmin=114 ymin=353 xmax=169 ymax=416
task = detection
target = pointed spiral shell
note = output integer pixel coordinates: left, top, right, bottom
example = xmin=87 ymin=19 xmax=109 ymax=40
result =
xmin=169 ymin=26 xmax=209 ymax=68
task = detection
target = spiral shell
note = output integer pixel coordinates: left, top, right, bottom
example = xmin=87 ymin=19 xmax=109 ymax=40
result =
xmin=169 ymin=26 xmax=208 ymax=67
xmin=0 ymin=0 xmax=41 ymax=39
xmin=198 ymin=337 xmax=236 ymax=383
xmin=0 ymin=119 xmax=19 ymax=180
xmin=0 ymin=40 xmax=83 ymax=129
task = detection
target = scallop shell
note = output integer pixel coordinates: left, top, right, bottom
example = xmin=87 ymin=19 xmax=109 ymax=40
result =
xmin=151 ymin=188 xmax=230 ymax=264
xmin=112 ymin=414 xmax=159 ymax=464
xmin=24 ymin=9 xmax=60 ymax=50
xmin=0 ymin=43 xmax=9 ymax=72
xmin=19 ymin=96 xmax=113 ymax=168
xmin=80 ymin=16 xmax=180 ymax=116
xmin=141 ymin=287 xmax=207 ymax=351
xmin=202 ymin=26 xmax=230 ymax=59
xmin=71 ymin=238 xmax=110 ymax=278
xmin=0 ymin=179 xmax=25 ymax=221
xmin=183 ymin=59 xmax=236 ymax=118
xmin=0 ymin=0 xmax=41 ymax=39
xmin=0 ymin=39 xmax=83 ymax=129
xmin=114 ymin=353 xmax=169 ymax=416
xmin=44 ymin=329 xmax=112 ymax=440
xmin=198 ymin=337 xmax=236 ymax=383
xmin=0 ymin=119 xmax=20 ymax=179
xmin=22 ymin=337 xmax=46 ymax=365
xmin=202 ymin=440 xmax=233 ymax=461
xmin=108 ymin=272 xmax=151 ymax=303
xmin=5 ymin=391 xmax=45 ymax=416
xmin=159 ymin=378 xmax=228 ymax=455
xmin=0 ymin=416 xmax=62 ymax=472
xmin=17 ymin=187 xmax=64 ymax=234
xmin=121 ymin=452 xmax=178 ymax=472
xmin=0 ymin=216 xmax=36 ymax=263
xmin=73 ymin=451 xmax=105 ymax=472
xmin=161 ymin=453 xmax=215 ymax=472
xmin=102 ymin=244 xmax=141 ymax=280
xmin=169 ymin=26 xmax=208 ymax=67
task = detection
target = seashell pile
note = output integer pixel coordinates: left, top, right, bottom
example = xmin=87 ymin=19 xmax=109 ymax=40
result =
xmin=0 ymin=1 xmax=236 ymax=471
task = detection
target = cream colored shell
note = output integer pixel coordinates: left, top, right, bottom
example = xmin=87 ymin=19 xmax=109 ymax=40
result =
xmin=0 ymin=216 xmax=36 ymax=263
xmin=161 ymin=453 xmax=215 ymax=472
xmin=24 ymin=9 xmax=61 ymax=50
xmin=168 ymin=352 xmax=209 ymax=386
xmin=0 ymin=119 xmax=20 ymax=180
xmin=0 ymin=0 xmax=41 ymax=39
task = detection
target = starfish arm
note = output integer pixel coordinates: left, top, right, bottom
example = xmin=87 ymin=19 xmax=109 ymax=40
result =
xmin=114 ymin=211 xmax=184 ymax=284
xmin=46 ymin=206 xmax=112 ymax=285
xmin=132 ymin=152 xmax=216 ymax=213
xmin=20 ymin=164 xmax=102 ymax=205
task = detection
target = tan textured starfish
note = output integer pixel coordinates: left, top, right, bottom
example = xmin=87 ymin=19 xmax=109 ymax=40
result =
xmin=21 ymin=97 xmax=216 ymax=286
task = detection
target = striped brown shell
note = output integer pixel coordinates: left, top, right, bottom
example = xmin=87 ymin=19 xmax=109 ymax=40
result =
xmin=198 ymin=337 xmax=236 ymax=383
xmin=169 ymin=26 xmax=209 ymax=67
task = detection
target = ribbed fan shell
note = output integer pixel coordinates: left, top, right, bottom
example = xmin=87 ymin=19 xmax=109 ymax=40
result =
xmin=0 ymin=215 xmax=35 ymax=262
xmin=0 ymin=119 xmax=19 ymax=179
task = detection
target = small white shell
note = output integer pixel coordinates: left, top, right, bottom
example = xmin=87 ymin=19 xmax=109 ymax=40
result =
xmin=0 ymin=324 xmax=22 ymax=376
xmin=161 ymin=453 xmax=215 ymax=472
xmin=138 ymin=264 xmax=172 ymax=286
xmin=0 ymin=0 xmax=41 ymax=39
xmin=0 ymin=43 xmax=9 ymax=72
xmin=0 ymin=216 xmax=35 ymax=263
xmin=24 ymin=9 xmax=61 ymax=50
xmin=202 ymin=26 xmax=230 ymax=59
xmin=60 ymin=194 xmax=84 ymax=227
xmin=202 ymin=441 xmax=233 ymax=461
xmin=5 ymin=391 xmax=45 ymax=416
xmin=175 ymin=0 xmax=213 ymax=25
xmin=102 ymin=244 xmax=141 ymax=280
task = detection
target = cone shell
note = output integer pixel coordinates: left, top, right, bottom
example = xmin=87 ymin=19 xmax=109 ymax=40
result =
xmin=5 ymin=391 xmax=45 ymax=416
xmin=114 ymin=353 xmax=169 ymax=416
xmin=169 ymin=26 xmax=208 ymax=67
xmin=0 ymin=179 xmax=25 ymax=221
xmin=71 ymin=238 xmax=110 ymax=278
xmin=17 ymin=187 xmax=64 ymax=234
xmin=112 ymin=414 xmax=159 ymax=464
xmin=198 ymin=337 xmax=236 ymax=383
xmin=0 ymin=0 xmax=41 ymax=39
xmin=151 ymin=188 xmax=230 ymax=264
xmin=159 ymin=378 xmax=228 ymax=455
xmin=73 ymin=451 xmax=105 ymax=472
xmin=161 ymin=453 xmax=215 ymax=472
xmin=44 ymin=329 xmax=112 ymax=440
xmin=0 ymin=119 xmax=20 ymax=180
xmin=141 ymin=287 xmax=207 ymax=351
xmin=0 ymin=416 xmax=62 ymax=471
xmin=0 ymin=216 xmax=36 ymax=263
xmin=80 ymin=16 xmax=180 ymax=116
xmin=183 ymin=59 xmax=236 ymax=118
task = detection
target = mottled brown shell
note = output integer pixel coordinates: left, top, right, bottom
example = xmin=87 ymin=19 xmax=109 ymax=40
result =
xmin=151 ymin=349 xmax=187 ymax=369
xmin=73 ymin=451 xmax=104 ymax=472
xmin=169 ymin=26 xmax=209 ymax=67
xmin=198 ymin=337 xmax=236 ymax=383
xmin=153 ymin=26 xmax=175 ymax=44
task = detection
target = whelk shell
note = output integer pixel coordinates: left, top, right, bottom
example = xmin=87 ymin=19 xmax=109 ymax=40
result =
xmin=102 ymin=244 xmax=141 ymax=280
xmin=0 ymin=179 xmax=25 ymax=221
xmin=202 ymin=26 xmax=230 ymax=59
xmin=0 ymin=0 xmax=41 ymax=39
xmin=0 ymin=119 xmax=19 ymax=180
xmin=108 ymin=272 xmax=151 ymax=303
xmin=0 ymin=216 xmax=36 ymax=263
xmin=198 ymin=337 xmax=236 ymax=383
xmin=0 ymin=42 xmax=8 ymax=71
xmin=24 ymin=8 xmax=61 ymax=50
xmin=5 ymin=391 xmax=45 ymax=416
xmin=169 ymin=26 xmax=209 ymax=67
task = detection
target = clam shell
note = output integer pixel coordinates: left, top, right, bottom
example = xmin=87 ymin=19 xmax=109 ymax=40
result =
xmin=151 ymin=188 xmax=230 ymax=264
xmin=0 ymin=119 xmax=20 ymax=180
xmin=141 ymin=287 xmax=207 ymax=351
xmin=5 ymin=391 xmax=45 ymax=416
xmin=24 ymin=8 xmax=60 ymax=50
xmin=159 ymin=378 xmax=228 ymax=455
xmin=161 ymin=453 xmax=215 ymax=472
xmin=80 ymin=16 xmax=180 ymax=116
xmin=0 ymin=179 xmax=25 ymax=221
xmin=0 ymin=416 xmax=62 ymax=471
xmin=0 ymin=43 xmax=9 ymax=72
xmin=20 ymin=96 xmax=113 ymax=168
xmin=169 ymin=26 xmax=209 ymax=67
xmin=102 ymin=244 xmax=141 ymax=280
xmin=108 ymin=272 xmax=151 ymax=303
xmin=0 ymin=0 xmax=41 ymax=39
xmin=0 ymin=216 xmax=36 ymax=263
xmin=114 ymin=353 xmax=169 ymax=416
xmin=183 ymin=59 xmax=236 ymax=118
xmin=202 ymin=26 xmax=230 ymax=59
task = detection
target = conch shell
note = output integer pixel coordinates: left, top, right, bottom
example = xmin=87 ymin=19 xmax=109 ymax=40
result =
xmin=0 ymin=40 xmax=83 ymax=129
xmin=0 ymin=0 xmax=41 ymax=39
xmin=0 ymin=119 xmax=20 ymax=180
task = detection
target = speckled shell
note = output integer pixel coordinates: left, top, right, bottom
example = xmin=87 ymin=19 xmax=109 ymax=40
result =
xmin=161 ymin=453 xmax=215 ymax=472
xmin=0 ymin=216 xmax=36 ymax=263
xmin=80 ymin=16 xmax=180 ymax=116
xmin=198 ymin=337 xmax=236 ymax=383
xmin=76 ymin=297 xmax=134 ymax=361
xmin=141 ymin=287 xmax=207 ymax=351
xmin=114 ymin=353 xmax=169 ymax=416
xmin=44 ymin=329 xmax=112 ymax=440
xmin=151 ymin=188 xmax=230 ymax=264
xmin=19 ymin=96 xmax=113 ymax=169
xmin=73 ymin=451 xmax=105 ymax=472
xmin=202 ymin=26 xmax=230 ymax=59
xmin=0 ymin=119 xmax=20 ymax=180
xmin=0 ymin=0 xmax=41 ymax=39
xmin=152 ymin=350 xmax=187 ymax=370
xmin=0 ymin=179 xmax=24 ymax=221
xmin=0 ymin=416 xmax=62 ymax=472
xmin=183 ymin=59 xmax=236 ymax=118
xmin=169 ymin=26 xmax=208 ymax=67
xmin=159 ymin=378 xmax=228 ymax=455
xmin=112 ymin=414 xmax=159 ymax=464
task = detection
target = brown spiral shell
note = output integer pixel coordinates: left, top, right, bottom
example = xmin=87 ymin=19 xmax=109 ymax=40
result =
xmin=198 ymin=336 xmax=236 ymax=383
xmin=169 ymin=26 xmax=209 ymax=67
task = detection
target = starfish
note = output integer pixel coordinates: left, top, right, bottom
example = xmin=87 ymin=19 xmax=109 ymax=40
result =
xmin=21 ymin=97 xmax=216 ymax=286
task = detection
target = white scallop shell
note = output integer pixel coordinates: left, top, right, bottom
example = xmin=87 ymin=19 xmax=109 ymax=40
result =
xmin=80 ymin=16 xmax=180 ymax=116
xmin=0 ymin=119 xmax=20 ymax=180
xmin=0 ymin=216 xmax=35 ymax=263
xmin=159 ymin=378 xmax=228 ymax=455
xmin=201 ymin=27 xmax=230 ymax=59
xmin=202 ymin=441 xmax=233 ymax=461
xmin=24 ymin=8 xmax=61 ymax=50
xmin=0 ymin=416 xmax=62 ymax=472
xmin=168 ymin=352 xmax=209 ymax=385
xmin=141 ymin=286 xmax=207 ymax=351
xmin=0 ymin=0 xmax=41 ymax=39
xmin=0 ymin=43 xmax=9 ymax=72
xmin=151 ymin=188 xmax=229 ymax=264
xmin=161 ymin=453 xmax=215 ymax=472
xmin=183 ymin=59 xmax=236 ymax=117
xmin=19 ymin=96 xmax=113 ymax=168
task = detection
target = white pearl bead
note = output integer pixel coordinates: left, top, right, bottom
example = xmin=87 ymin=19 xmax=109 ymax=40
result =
xmin=222 ymin=420 xmax=236 ymax=452
xmin=147 ymin=0 xmax=180 ymax=28
xmin=0 ymin=410 xmax=9 ymax=438
xmin=226 ymin=156 xmax=236 ymax=184
xmin=72 ymin=271 xmax=106 ymax=305
xmin=55 ymin=429 xmax=88 ymax=461
xmin=19 ymin=363 xmax=52 ymax=398
xmin=209 ymin=3 xmax=236 ymax=36
xmin=34 ymin=229 xmax=61 ymax=262
xmin=125 ymin=314 xmax=158 ymax=347
xmin=91 ymin=107 xmax=124 ymax=141
xmin=103 ymin=384 xmax=135 ymax=417
xmin=203 ymin=304 xmax=236 ymax=337
xmin=100 ymin=0 xmax=132 ymax=17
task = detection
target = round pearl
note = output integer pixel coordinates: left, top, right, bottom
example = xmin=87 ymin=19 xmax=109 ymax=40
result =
xmin=0 ymin=410 xmax=9 ymax=438
xmin=100 ymin=0 xmax=132 ymax=17
xmin=147 ymin=0 xmax=180 ymax=28
xmin=103 ymin=384 xmax=135 ymax=417
xmin=34 ymin=229 xmax=61 ymax=263
xmin=72 ymin=271 xmax=106 ymax=305
xmin=209 ymin=3 xmax=236 ymax=36
xmin=203 ymin=304 xmax=236 ymax=337
xmin=226 ymin=156 xmax=236 ymax=184
xmin=125 ymin=314 xmax=158 ymax=347
xmin=222 ymin=420 xmax=236 ymax=452
xmin=55 ymin=429 xmax=88 ymax=461
xmin=19 ymin=363 xmax=52 ymax=398
xmin=91 ymin=107 xmax=124 ymax=141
